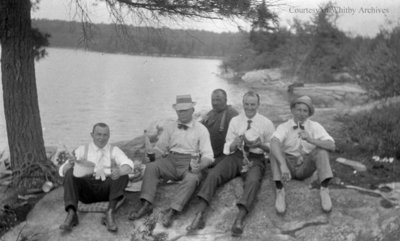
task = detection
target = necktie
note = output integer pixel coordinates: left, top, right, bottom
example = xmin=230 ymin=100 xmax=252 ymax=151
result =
xmin=244 ymin=120 xmax=252 ymax=152
xmin=247 ymin=120 xmax=252 ymax=130
xmin=293 ymin=124 xmax=305 ymax=130
xmin=178 ymin=123 xmax=188 ymax=130
xmin=95 ymin=149 xmax=106 ymax=181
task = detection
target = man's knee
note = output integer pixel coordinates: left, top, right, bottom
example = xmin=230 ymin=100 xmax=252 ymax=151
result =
xmin=205 ymin=167 xmax=223 ymax=183
xmin=183 ymin=172 xmax=201 ymax=184
xmin=112 ymin=174 xmax=129 ymax=185
xmin=245 ymin=176 xmax=262 ymax=187
xmin=63 ymin=168 xmax=74 ymax=184
xmin=314 ymin=148 xmax=330 ymax=160
xmin=145 ymin=162 xmax=159 ymax=173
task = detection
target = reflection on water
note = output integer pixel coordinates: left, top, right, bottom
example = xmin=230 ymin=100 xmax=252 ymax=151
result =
xmin=0 ymin=48 xmax=243 ymax=149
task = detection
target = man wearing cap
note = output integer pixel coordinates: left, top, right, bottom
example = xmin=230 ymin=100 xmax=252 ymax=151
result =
xmin=187 ymin=91 xmax=275 ymax=236
xmin=129 ymin=95 xmax=214 ymax=228
xmin=201 ymin=89 xmax=239 ymax=164
xmin=59 ymin=123 xmax=135 ymax=232
xmin=270 ymin=95 xmax=335 ymax=214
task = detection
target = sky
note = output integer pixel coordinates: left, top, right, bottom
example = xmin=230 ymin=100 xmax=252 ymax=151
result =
xmin=32 ymin=0 xmax=400 ymax=37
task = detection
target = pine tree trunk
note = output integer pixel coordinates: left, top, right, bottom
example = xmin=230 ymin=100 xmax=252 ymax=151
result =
xmin=0 ymin=0 xmax=48 ymax=187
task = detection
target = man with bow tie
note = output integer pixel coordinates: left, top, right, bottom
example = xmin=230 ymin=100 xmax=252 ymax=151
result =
xmin=59 ymin=123 xmax=135 ymax=232
xmin=270 ymin=95 xmax=336 ymax=214
xmin=129 ymin=94 xmax=214 ymax=228
xmin=187 ymin=91 xmax=275 ymax=236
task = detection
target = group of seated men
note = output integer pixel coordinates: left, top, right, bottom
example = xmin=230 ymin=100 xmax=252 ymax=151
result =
xmin=58 ymin=89 xmax=335 ymax=237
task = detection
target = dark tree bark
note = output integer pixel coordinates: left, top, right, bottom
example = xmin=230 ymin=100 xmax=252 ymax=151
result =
xmin=0 ymin=0 xmax=48 ymax=187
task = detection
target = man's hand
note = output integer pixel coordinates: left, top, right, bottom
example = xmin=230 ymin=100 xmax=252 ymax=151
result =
xmin=62 ymin=161 xmax=73 ymax=176
xmin=232 ymin=135 xmax=244 ymax=149
xmin=61 ymin=153 xmax=77 ymax=175
xmin=133 ymin=164 xmax=144 ymax=173
xmin=190 ymin=159 xmax=201 ymax=174
xmin=298 ymin=131 xmax=312 ymax=143
xmin=280 ymin=164 xmax=291 ymax=183
xmin=110 ymin=167 xmax=122 ymax=180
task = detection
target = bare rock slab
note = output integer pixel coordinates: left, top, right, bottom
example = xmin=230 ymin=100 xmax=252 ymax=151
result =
xmin=3 ymin=170 xmax=400 ymax=241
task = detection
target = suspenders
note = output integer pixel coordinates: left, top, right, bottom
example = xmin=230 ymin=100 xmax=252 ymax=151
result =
xmin=83 ymin=144 xmax=117 ymax=168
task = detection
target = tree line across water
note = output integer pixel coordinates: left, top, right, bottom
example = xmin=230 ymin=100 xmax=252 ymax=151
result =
xmin=32 ymin=19 xmax=242 ymax=58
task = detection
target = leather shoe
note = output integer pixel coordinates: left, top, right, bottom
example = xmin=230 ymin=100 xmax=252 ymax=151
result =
xmin=275 ymin=188 xmax=286 ymax=214
xmin=320 ymin=187 xmax=332 ymax=212
xmin=59 ymin=209 xmax=79 ymax=231
xmin=129 ymin=201 xmax=153 ymax=220
xmin=102 ymin=209 xmax=118 ymax=232
xmin=231 ymin=218 xmax=244 ymax=237
xmin=186 ymin=211 xmax=206 ymax=232
xmin=161 ymin=208 xmax=176 ymax=228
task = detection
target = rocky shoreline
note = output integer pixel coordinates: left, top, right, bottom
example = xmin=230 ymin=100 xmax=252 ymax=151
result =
xmin=3 ymin=69 xmax=400 ymax=241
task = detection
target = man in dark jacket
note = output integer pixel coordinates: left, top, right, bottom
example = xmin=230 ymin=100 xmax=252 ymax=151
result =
xmin=201 ymin=89 xmax=238 ymax=164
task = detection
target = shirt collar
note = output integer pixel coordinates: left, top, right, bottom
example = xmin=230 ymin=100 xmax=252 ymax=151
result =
xmin=241 ymin=112 xmax=258 ymax=121
xmin=90 ymin=142 xmax=110 ymax=152
xmin=177 ymin=120 xmax=195 ymax=128
xmin=289 ymin=118 xmax=309 ymax=126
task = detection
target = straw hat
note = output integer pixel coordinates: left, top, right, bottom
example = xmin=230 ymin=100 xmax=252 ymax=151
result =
xmin=290 ymin=95 xmax=315 ymax=116
xmin=172 ymin=95 xmax=196 ymax=111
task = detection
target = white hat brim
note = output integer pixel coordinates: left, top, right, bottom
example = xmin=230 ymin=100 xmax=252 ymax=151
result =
xmin=172 ymin=102 xmax=196 ymax=110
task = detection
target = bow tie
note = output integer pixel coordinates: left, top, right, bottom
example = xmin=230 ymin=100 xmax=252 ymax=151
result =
xmin=178 ymin=124 xmax=188 ymax=130
xmin=293 ymin=124 xmax=305 ymax=130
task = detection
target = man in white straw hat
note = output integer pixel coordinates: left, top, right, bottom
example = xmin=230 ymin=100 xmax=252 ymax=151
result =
xmin=129 ymin=94 xmax=214 ymax=228
xmin=270 ymin=95 xmax=336 ymax=214
xmin=59 ymin=123 xmax=135 ymax=232
xmin=187 ymin=91 xmax=275 ymax=237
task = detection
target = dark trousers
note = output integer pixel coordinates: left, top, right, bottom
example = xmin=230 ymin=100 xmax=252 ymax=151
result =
xmin=197 ymin=150 xmax=266 ymax=212
xmin=63 ymin=168 xmax=129 ymax=211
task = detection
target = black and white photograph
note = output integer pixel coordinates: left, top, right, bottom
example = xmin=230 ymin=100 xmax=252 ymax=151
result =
xmin=1 ymin=0 xmax=400 ymax=240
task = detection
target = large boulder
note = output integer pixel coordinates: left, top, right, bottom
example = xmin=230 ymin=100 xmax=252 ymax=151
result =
xmin=3 ymin=169 xmax=400 ymax=241
xmin=242 ymin=69 xmax=283 ymax=86
xmin=290 ymin=83 xmax=369 ymax=108
xmin=341 ymin=96 xmax=400 ymax=116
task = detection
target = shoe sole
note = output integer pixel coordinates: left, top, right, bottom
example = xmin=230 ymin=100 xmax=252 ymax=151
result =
xmin=322 ymin=207 xmax=332 ymax=213
xmin=101 ymin=217 xmax=118 ymax=232
xmin=276 ymin=209 xmax=286 ymax=215
xmin=59 ymin=221 xmax=78 ymax=231
xmin=186 ymin=217 xmax=205 ymax=232
xmin=231 ymin=228 xmax=243 ymax=237
xmin=128 ymin=209 xmax=153 ymax=221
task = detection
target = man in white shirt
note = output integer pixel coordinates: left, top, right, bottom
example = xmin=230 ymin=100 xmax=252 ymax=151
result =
xmin=59 ymin=123 xmax=134 ymax=232
xmin=270 ymin=96 xmax=335 ymax=214
xmin=187 ymin=91 xmax=275 ymax=237
xmin=129 ymin=95 xmax=214 ymax=228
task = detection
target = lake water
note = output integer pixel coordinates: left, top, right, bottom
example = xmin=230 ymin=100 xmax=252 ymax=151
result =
xmin=0 ymin=48 xmax=244 ymax=149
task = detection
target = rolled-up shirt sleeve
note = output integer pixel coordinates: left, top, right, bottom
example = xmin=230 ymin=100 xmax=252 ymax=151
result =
xmin=313 ymin=122 xmax=335 ymax=142
xmin=58 ymin=145 xmax=84 ymax=177
xmin=112 ymin=146 xmax=134 ymax=169
xmin=198 ymin=126 xmax=214 ymax=161
xmin=262 ymin=120 xmax=276 ymax=149
xmin=271 ymin=123 xmax=288 ymax=143
xmin=223 ymin=118 xmax=238 ymax=155
xmin=154 ymin=124 xmax=171 ymax=154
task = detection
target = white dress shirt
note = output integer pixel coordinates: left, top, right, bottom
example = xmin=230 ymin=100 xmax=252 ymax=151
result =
xmin=272 ymin=118 xmax=334 ymax=156
xmin=154 ymin=120 xmax=214 ymax=161
xmin=58 ymin=142 xmax=134 ymax=177
xmin=223 ymin=113 xmax=275 ymax=155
